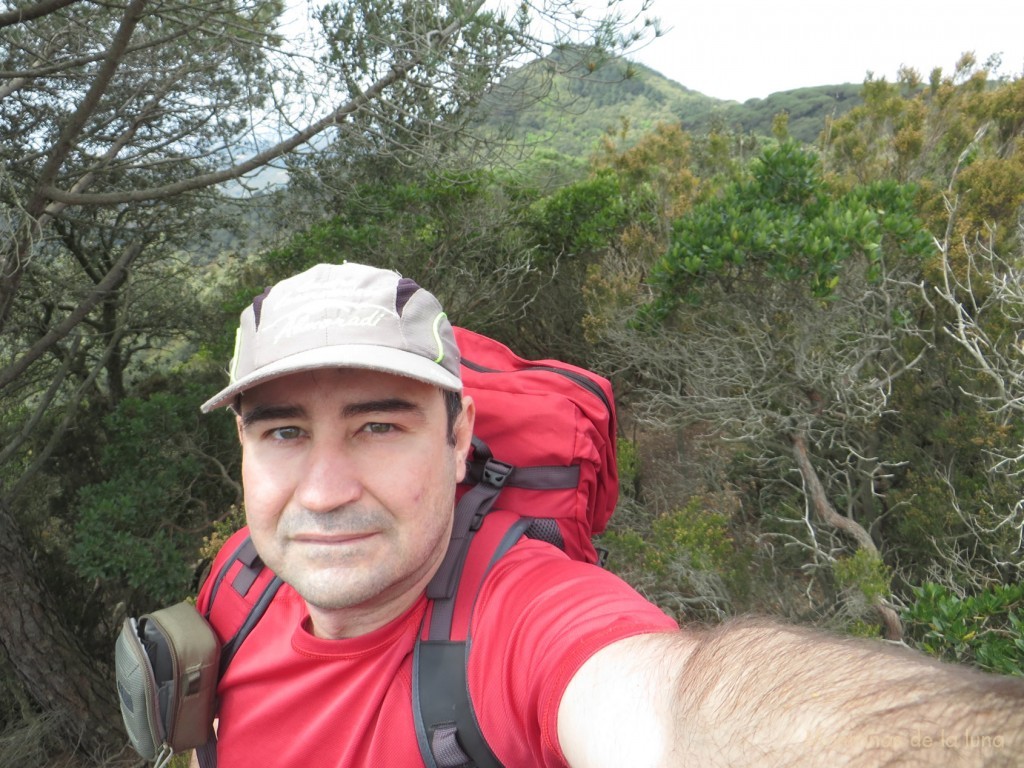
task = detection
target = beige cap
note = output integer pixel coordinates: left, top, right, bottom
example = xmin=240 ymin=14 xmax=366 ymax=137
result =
xmin=201 ymin=262 xmax=461 ymax=412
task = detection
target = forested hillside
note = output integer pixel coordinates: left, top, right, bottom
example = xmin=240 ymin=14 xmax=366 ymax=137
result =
xmin=1 ymin=1 xmax=1022 ymax=764
xmin=478 ymin=52 xmax=865 ymax=155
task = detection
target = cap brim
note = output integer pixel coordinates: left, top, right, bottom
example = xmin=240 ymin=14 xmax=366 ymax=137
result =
xmin=200 ymin=344 xmax=462 ymax=413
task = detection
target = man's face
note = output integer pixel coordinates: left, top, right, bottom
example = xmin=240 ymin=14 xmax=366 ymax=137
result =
xmin=236 ymin=368 xmax=472 ymax=634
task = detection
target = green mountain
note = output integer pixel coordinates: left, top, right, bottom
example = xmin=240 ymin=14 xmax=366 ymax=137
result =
xmin=725 ymin=82 xmax=864 ymax=143
xmin=480 ymin=53 xmax=864 ymax=157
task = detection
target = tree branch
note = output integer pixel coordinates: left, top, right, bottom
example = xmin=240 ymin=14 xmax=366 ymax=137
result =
xmin=0 ymin=0 xmax=79 ymax=29
xmin=0 ymin=240 xmax=141 ymax=392
xmin=30 ymin=0 xmax=148 ymax=204
xmin=40 ymin=1 xmax=488 ymax=207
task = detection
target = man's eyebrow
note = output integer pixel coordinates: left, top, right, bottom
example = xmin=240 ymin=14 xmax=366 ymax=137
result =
xmin=341 ymin=398 xmax=425 ymax=419
xmin=240 ymin=398 xmax=426 ymax=428
xmin=240 ymin=404 xmax=306 ymax=429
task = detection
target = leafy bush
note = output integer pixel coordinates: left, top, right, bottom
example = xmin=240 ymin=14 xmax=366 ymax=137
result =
xmin=834 ymin=549 xmax=893 ymax=604
xmin=70 ymin=382 xmax=239 ymax=611
xmin=602 ymin=494 xmax=746 ymax=622
xmin=904 ymin=582 xmax=1024 ymax=676
xmin=643 ymin=142 xmax=930 ymax=323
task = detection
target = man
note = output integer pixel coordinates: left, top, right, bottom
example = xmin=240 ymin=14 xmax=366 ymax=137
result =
xmin=197 ymin=262 xmax=1023 ymax=767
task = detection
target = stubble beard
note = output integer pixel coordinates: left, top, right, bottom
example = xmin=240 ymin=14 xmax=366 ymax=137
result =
xmin=273 ymin=500 xmax=454 ymax=614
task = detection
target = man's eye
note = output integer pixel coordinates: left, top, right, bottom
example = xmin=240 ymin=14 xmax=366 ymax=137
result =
xmin=363 ymin=422 xmax=394 ymax=435
xmin=270 ymin=426 xmax=303 ymax=440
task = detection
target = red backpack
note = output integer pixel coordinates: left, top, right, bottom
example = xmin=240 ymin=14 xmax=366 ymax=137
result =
xmin=197 ymin=328 xmax=619 ymax=768
xmin=452 ymin=326 xmax=617 ymax=565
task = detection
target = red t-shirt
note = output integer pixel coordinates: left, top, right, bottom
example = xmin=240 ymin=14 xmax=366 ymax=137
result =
xmin=198 ymin=530 xmax=678 ymax=767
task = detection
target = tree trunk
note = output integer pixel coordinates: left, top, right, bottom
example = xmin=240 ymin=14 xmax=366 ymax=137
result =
xmin=0 ymin=501 xmax=127 ymax=761
xmin=788 ymin=432 xmax=904 ymax=641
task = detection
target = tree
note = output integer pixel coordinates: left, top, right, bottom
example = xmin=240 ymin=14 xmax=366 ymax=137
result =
xmin=214 ymin=165 xmax=549 ymax=352
xmin=812 ymin=71 xmax=1024 ymax=669
xmin=596 ymin=143 xmax=935 ymax=639
xmin=822 ymin=57 xmax=1024 ymax=251
xmin=919 ymin=168 xmax=1024 ymax=585
xmin=0 ymin=1 xmax=656 ymax=761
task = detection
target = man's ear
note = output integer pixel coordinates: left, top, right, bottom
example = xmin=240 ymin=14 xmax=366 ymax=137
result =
xmin=235 ymin=413 xmax=245 ymax=443
xmin=453 ymin=394 xmax=475 ymax=483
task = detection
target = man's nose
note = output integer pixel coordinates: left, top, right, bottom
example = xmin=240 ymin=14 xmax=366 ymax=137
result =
xmin=294 ymin=438 xmax=363 ymax=513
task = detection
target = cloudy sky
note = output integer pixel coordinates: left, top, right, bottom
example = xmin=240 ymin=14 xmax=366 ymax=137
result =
xmin=619 ymin=0 xmax=1024 ymax=101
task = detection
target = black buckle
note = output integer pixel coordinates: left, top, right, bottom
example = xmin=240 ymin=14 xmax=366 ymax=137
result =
xmin=481 ymin=458 xmax=513 ymax=488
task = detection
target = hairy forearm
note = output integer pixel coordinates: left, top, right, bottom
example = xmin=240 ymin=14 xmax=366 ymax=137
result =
xmin=669 ymin=619 xmax=1024 ymax=767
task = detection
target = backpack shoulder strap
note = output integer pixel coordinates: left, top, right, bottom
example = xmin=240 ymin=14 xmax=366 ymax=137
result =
xmin=197 ymin=532 xmax=282 ymax=768
xmin=414 ymin=510 xmax=530 ymax=768
xmin=202 ymin=533 xmax=284 ymax=675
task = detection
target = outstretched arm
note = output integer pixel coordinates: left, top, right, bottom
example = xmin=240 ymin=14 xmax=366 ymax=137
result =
xmin=559 ymin=619 xmax=1024 ymax=767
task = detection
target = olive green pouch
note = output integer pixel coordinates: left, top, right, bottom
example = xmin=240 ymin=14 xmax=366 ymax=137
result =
xmin=114 ymin=601 xmax=220 ymax=767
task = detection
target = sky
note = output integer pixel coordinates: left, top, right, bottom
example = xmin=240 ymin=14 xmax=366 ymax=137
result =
xmin=617 ymin=0 xmax=1024 ymax=102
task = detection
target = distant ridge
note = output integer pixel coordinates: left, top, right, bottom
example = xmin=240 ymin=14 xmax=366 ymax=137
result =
xmin=478 ymin=51 xmax=864 ymax=157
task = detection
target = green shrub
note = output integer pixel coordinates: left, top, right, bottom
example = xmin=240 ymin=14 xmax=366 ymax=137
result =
xmin=70 ymin=382 xmax=238 ymax=610
xmin=833 ymin=549 xmax=892 ymax=604
xmin=904 ymin=582 xmax=1024 ymax=676
xmin=602 ymin=496 xmax=746 ymax=621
